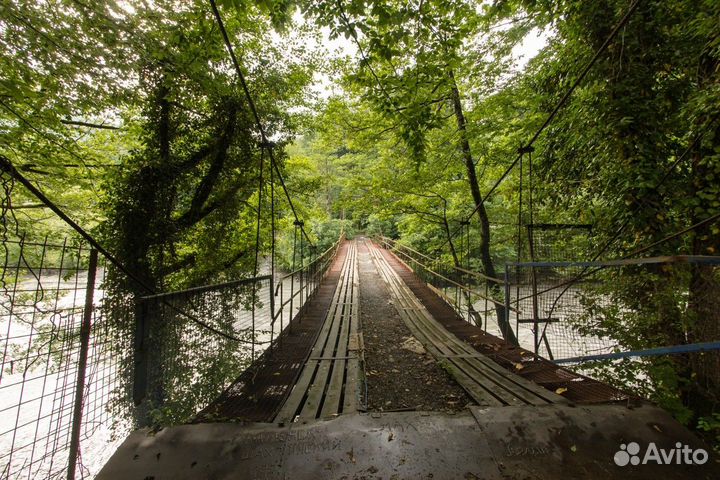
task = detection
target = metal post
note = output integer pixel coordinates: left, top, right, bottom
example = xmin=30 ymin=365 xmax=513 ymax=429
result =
xmin=67 ymin=249 xmax=98 ymax=480
xmin=290 ymin=224 xmax=297 ymax=329
xmin=251 ymin=290 xmax=256 ymax=362
xmin=269 ymin=279 xmax=275 ymax=349
xmin=520 ymin=146 xmax=539 ymax=357
xmin=300 ymin=229 xmax=305 ymax=306
xmin=484 ymin=282 xmax=489 ymax=331
xmin=527 ymin=225 xmax=541 ymax=358
xmin=504 ymin=265 xmax=515 ymax=346
xmin=280 ymin=282 xmax=284 ymax=333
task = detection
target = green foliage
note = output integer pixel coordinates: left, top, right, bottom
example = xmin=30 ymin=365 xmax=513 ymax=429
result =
xmin=364 ymin=213 xmax=398 ymax=238
xmin=697 ymin=413 xmax=720 ymax=452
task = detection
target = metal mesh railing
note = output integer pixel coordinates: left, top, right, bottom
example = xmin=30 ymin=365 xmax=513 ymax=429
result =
xmin=135 ymin=276 xmax=273 ymax=426
xmin=0 ymin=236 xmax=131 ymax=479
xmin=272 ymin=234 xmax=343 ymax=333
xmin=526 ymin=223 xmax=593 ymax=262
xmin=506 ymin=256 xmax=720 ymax=366
xmin=376 ymin=236 xmax=514 ymax=340
xmin=0 ymin=228 xmax=344 ymax=479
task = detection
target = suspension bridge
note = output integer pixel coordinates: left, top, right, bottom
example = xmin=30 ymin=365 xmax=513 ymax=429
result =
xmin=98 ymin=238 xmax=720 ymax=479
xmin=2 ymin=1 xmax=720 ymax=478
xmin=0 ymin=181 xmax=718 ymax=478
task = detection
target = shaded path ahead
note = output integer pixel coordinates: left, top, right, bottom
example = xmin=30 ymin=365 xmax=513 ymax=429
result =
xmin=357 ymin=238 xmax=472 ymax=412
xmin=195 ymin=238 xmax=625 ymax=424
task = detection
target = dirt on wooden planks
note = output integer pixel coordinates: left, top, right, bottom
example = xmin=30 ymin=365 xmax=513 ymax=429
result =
xmin=356 ymin=239 xmax=473 ymax=413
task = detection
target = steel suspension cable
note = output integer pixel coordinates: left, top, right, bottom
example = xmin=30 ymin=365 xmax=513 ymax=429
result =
xmin=253 ymin=148 xmax=265 ymax=278
xmin=207 ymin=0 xmax=314 ymax=248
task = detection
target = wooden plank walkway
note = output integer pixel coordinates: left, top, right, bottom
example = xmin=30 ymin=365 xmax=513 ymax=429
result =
xmin=377 ymin=242 xmax=629 ymax=405
xmin=366 ymin=239 xmax=566 ymax=407
xmin=194 ymin=242 xmax=351 ymax=423
xmin=198 ymin=237 xmax=584 ymax=425
xmin=274 ymin=241 xmax=362 ymax=422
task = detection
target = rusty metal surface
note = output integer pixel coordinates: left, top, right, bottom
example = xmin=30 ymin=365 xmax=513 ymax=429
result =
xmin=193 ymin=242 xmax=350 ymax=423
xmin=378 ymin=245 xmax=631 ymax=404
xmin=98 ymin=405 xmax=718 ymax=479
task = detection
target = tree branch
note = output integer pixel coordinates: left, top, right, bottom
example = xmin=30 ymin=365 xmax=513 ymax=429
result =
xmin=61 ymin=119 xmax=120 ymax=130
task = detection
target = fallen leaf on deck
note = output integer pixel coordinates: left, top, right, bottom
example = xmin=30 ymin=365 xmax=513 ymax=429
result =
xmin=400 ymin=336 xmax=426 ymax=355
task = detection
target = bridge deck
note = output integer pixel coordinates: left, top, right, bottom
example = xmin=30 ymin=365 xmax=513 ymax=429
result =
xmin=197 ymin=238 xmax=625 ymax=424
xmin=195 ymin=242 xmax=352 ymax=423
xmin=274 ymin=241 xmax=362 ymax=422
xmin=98 ymin=238 xmax=718 ymax=479
xmin=367 ymin=240 xmax=565 ymax=407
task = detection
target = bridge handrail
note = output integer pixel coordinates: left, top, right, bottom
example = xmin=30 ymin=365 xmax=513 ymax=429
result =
xmin=380 ymin=237 xmax=519 ymax=313
xmin=386 ymin=242 xmax=515 ymax=311
xmin=278 ymin=234 xmax=343 ymax=281
xmin=140 ymin=275 xmax=273 ymax=300
xmin=378 ymin=236 xmax=505 ymax=284
xmin=271 ymin=230 xmax=345 ymax=324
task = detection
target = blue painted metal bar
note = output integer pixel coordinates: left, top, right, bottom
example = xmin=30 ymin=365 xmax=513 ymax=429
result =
xmin=507 ymin=255 xmax=720 ymax=269
xmin=555 ymin=341 xmax=720 ymax=364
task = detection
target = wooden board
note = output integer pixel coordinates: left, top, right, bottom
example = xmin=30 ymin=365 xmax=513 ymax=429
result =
xmin=368 ymin=242 xmax=566 ymax=407
xmin=274 ymin=241 xmax=362 ymax=423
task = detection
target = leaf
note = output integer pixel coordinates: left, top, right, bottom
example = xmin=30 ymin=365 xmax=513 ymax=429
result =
xmin=515 ymin=363 xmax=524 ymax=370
xmin=555 ymin=387 xmax=568 ymax=395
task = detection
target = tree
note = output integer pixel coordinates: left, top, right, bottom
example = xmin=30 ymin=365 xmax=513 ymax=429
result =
xmin=302 ymin=0 xmax=531 ymax=341
xmin=99 ymin=0 xmax=318 ymax=292
xmin=488 ymin=0 xmax=720 ymax=430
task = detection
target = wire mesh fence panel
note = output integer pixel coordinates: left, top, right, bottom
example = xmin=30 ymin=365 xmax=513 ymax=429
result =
xmin=0 ymin=236 xmax=132 ymax=479
xmin=506 ymin=258 xmax=720 ymax=381
xmin=136 ymin=278 xmax=273 ymax=426
xmin=133 ymin=235 xmax=344 ymax=426
xmin=506 ymin=263 xmax=617 ymax=361
xmin=526 ymin=224 xmax=593 ymax=262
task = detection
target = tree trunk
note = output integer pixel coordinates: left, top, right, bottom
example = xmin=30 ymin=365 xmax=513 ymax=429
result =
xmin=449 ymin=70 xmax=517 ymax=344
xmin=441 ymin=202 xmax=482 ymax=325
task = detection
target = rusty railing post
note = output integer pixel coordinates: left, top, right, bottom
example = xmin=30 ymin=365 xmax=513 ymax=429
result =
xmin=67 ymin=249 xmax=98 ymax=480
xmin=504 ymin=265 xmax=515 ymax=346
